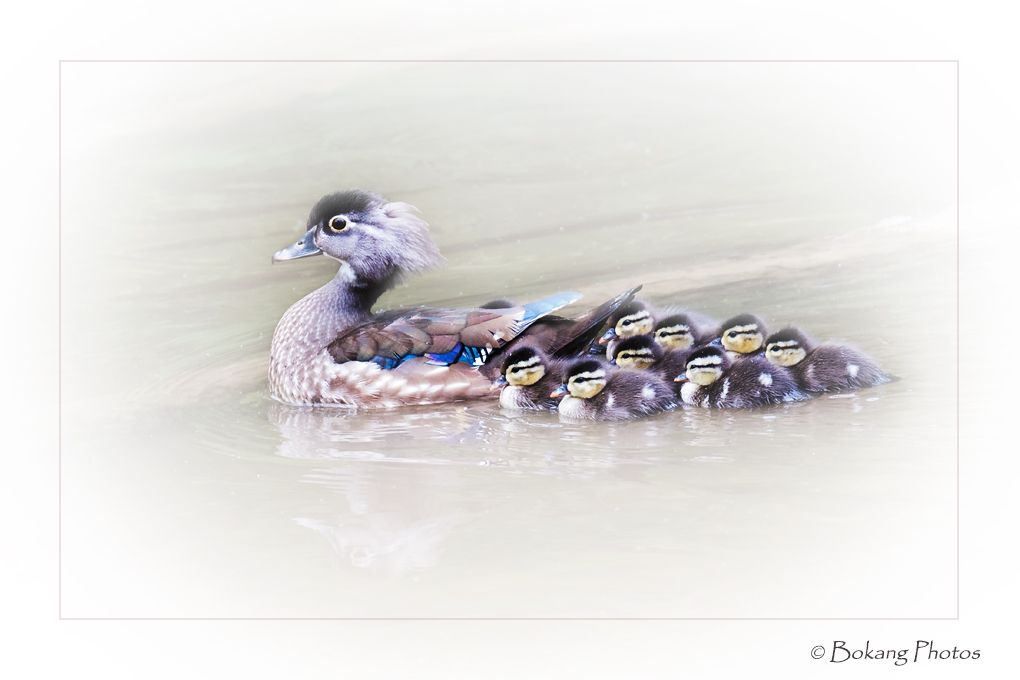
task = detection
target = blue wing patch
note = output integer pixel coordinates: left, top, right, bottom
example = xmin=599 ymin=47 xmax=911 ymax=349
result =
xmin=425 ymin=343 xmax=464 ymax=366
xmin=460 ymin=345 xmax=491 ymax=367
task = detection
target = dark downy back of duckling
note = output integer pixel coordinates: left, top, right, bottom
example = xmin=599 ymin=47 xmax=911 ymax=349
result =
xmin=795 ymin=344 xmax=889 ymax=392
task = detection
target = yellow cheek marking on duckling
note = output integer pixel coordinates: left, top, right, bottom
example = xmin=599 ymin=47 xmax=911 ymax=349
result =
xmin=686 ymin=366 xmax=722 ymax=386
xmin=721 ymin=325 xmax=763 ymax=354
xmin=655 ymin=327 xmax=693 ymax=351
xmin=616 ymin=312 xmax=653 ymax=338
xmin=507 ymin=364 xmax=546 ymax=386
xmin=765 ymin=344 xmax=806 ymax=367
xmin=567 ymin=371 xmax=607 ymax=399
xmin=615 ymin=351 xmax=655 ymax=370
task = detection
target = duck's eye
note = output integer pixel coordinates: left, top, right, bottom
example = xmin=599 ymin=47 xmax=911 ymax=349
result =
xmin=727 ymin=331 xmax=738 ymax=338
xmin=510 ymin=367 xmax=522 ymax=373
xmin=327 ymin=215 xmax=349 ymax=232
xmin=770 ymin=346 xmax=782 ymax=353
xmin=573 ymin=377 xmax=587 ymax=384
xmin=622 ymin=320 xmax=632 ymax=327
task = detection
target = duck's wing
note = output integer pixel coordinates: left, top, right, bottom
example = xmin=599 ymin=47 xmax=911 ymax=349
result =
xmin=548 ymin=285 xmax=642 ymax=358
xmin=480 ymin=285 xmax=643 ymax=373
xmin=327 ymin=292 xmax=582 ymax=368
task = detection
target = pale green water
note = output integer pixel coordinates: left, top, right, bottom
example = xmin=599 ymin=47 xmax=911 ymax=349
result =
xmin=60 ymin=62 xmax=956 ymax=618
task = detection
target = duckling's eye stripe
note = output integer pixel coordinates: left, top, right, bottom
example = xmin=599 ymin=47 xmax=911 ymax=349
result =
xmin=657 ymin=327 xmax=689 ymax=335
xmin=770 ymin=341 xmax=797 ymax=348
xmin=725 ymin=325 xmax=758 ymax=334
xmin=571 ymin=370 xmax=606 ymax=380
xmin=512 ymin=356 xmax=541 ymax=369
xmin=689 ymin=357 xmax=722 ymax=367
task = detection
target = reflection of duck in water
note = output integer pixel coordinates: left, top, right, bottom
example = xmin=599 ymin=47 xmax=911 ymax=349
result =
xmin=293 ymin=464 xmax=463 ymax=578
xmin=270 ymin=189 xmax=637 ymax=407
xmin=295 ymin=514 xmax=459 ymax=578
xmin=763 ymin=327 xmax=890 ymax=393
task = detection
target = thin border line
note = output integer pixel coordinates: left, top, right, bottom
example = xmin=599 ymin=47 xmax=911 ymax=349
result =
xmin=57 ymin=58 xmax=962 ymax=623
xmin=955 ymin=60 xmax=961 ymax=620
xmin=60 ymin=59 xmax=958 ymax=63
xmin=58 ymin=59 xmax=63 ymax=621
xmin=60 ymin=617 xmax=959 ymax=621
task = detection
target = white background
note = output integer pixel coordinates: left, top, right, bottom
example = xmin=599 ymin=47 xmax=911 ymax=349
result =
xmin=1 ymin=1 xmax=1015 ymax=677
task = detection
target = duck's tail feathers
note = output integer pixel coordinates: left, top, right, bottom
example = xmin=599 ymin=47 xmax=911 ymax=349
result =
xmin=551 ymin=285 xmax=643 ymax=358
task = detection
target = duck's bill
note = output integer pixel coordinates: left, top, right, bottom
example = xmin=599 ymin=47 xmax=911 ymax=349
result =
xmin=674 ymin=374 xmax=689 ymax=383
xmin=272 ymin=228 xmax=322 ymax=263
xmin=550 ymin=385 xmax=568 ymax=398
xmin=491 ymin=376 xmax=508 ymax=390
xmin=598 ymin=328 xmax=617 ymax=344
xmin=707 ymin=337 xmax=723 ymax=348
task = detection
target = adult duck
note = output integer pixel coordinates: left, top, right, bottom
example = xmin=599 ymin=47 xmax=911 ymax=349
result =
xmin=269 ymin=189 xmax=633 ymax=407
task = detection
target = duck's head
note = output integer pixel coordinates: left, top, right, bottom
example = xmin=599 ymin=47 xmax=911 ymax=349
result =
xmin=764 ymin=327 xmax=817 ymax=367
xmin=611 ymin=334 xmax=663 ymax=370
xmin=494 ymin=346 xmax=549 ymax=389
xmin=273 ymin=189 xmax=444 ymax=283
xmin=717 ymin=313 xmax=768 ymax=355
xmin=678 ymin=346 xmax=731 ymax=386
xmin=653 ymin=314 xmax=698 ymax=351
xmin=551 ymin=359 xmax=608 ymax=400
xmin=599 ymin=300 xmax=654 ymax=344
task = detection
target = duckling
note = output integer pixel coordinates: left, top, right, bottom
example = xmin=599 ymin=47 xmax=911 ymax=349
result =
xmin=550 ymin=358 xmax=674 ymax=420
xmin=715 ymin=313 xmax=769 ymax=360
xmin=764 ymin=327 xmax=890 ymax=393
xmin=610 ymin=334 xmax=690 ymax=392
xmin=652 ymin=312 xmax=718 ymax=352
xmin=270 ymin=189 xmax=632 ymax=407
xmin=676 ymin=345 xmax=806 ymax=408
xmin=491 ymin=346 xmax=564 ymax=410
xmin=597 ymin=300 xmax=657 ymax=356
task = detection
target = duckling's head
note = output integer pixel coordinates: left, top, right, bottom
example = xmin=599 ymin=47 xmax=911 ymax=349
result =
xmin=599 ymin=301 xmax=654 ymax=344
xmin=498 ymin=346 xmax=549 ymax=387
xmin=653 ymin=314 xmax=698 ymax=351
xmin=764 ymin=327 xmax=817 ymax=367
xmin=273 ymin=189 xmax=444 ymax=284
xmin=680 ymin=346 xmax=731 ymax=386
xmin=718 ymin=313 xmax=768 ymax=355
xmin=611 ymin=335 xmax=663 ymax=370
xmin=553 ymin=359 xmax=609 ymax=400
